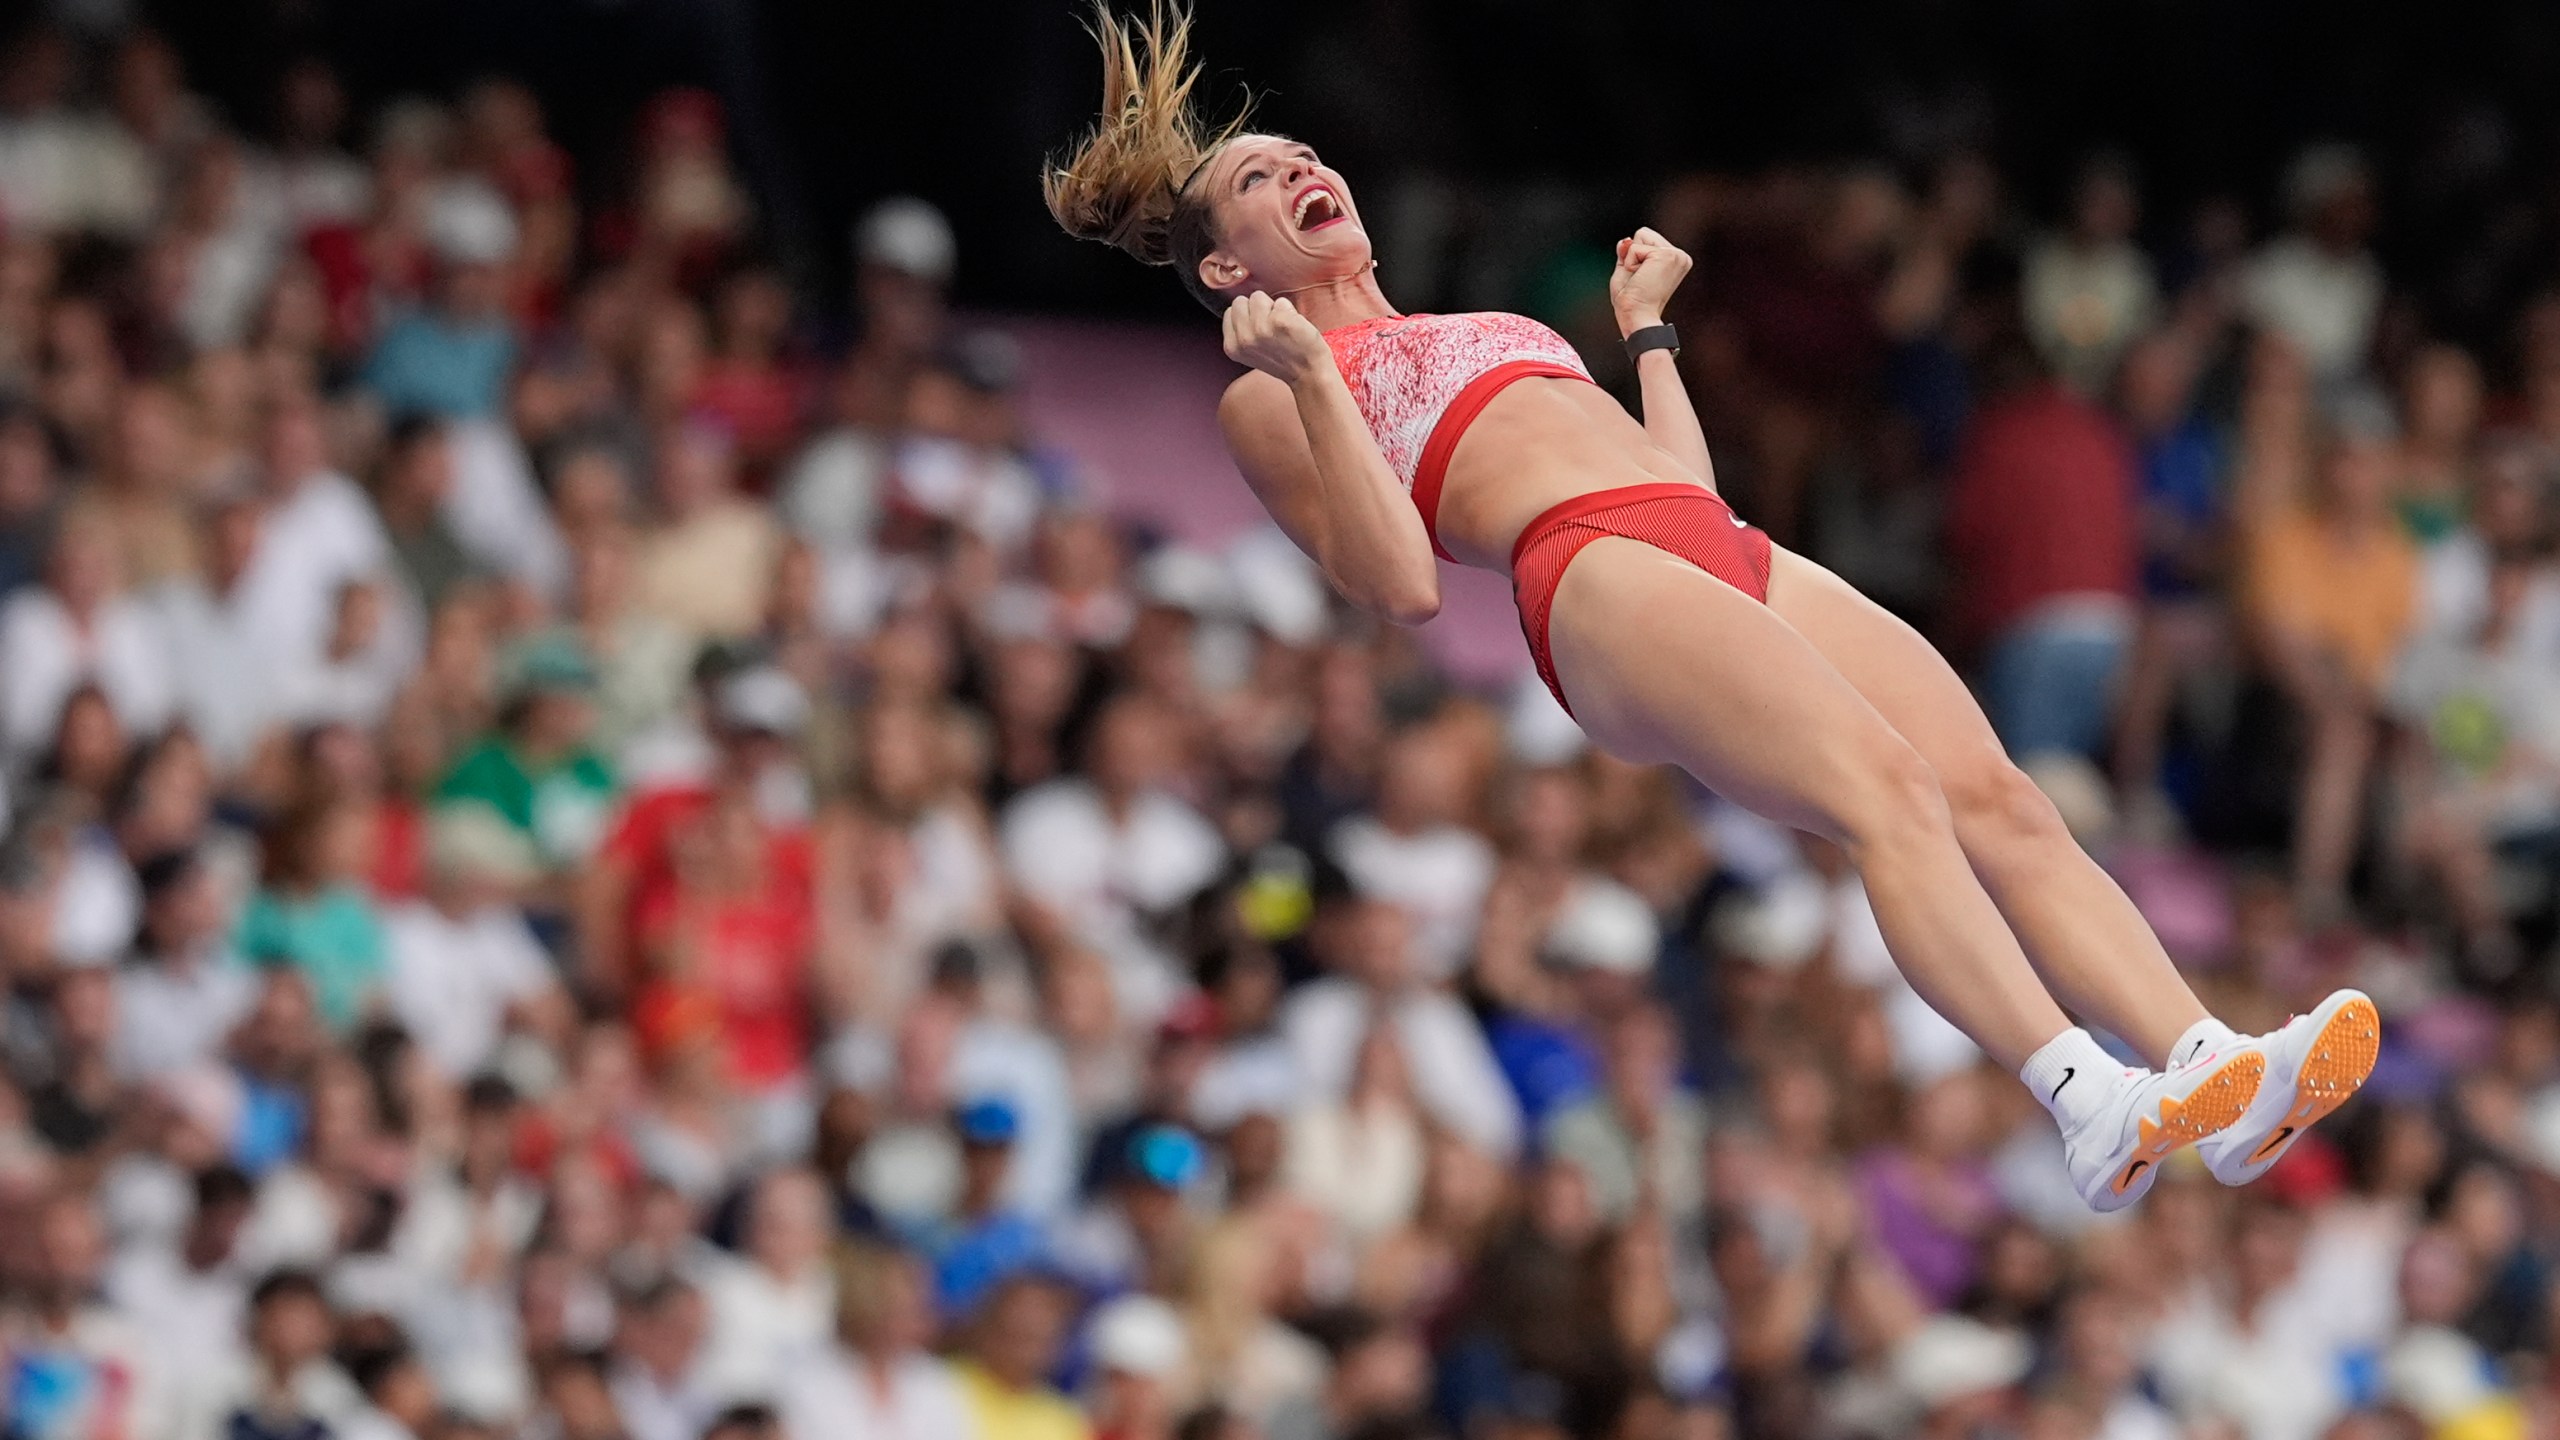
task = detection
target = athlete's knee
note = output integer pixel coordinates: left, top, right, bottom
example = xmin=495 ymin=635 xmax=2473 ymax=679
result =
xmin=1941 ymin=750 xmax=2072 ymax=856
xmin=1832 ymin=737 xmax=1953 ymax=854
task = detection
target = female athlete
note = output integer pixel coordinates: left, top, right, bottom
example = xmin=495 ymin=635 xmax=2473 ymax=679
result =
xmin=1042 ymin=5 xmax=2375 ymax=1210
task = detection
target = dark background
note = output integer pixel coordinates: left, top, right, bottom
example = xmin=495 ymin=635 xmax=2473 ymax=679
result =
xmin=52 ymin=0 xmax=2560 ymax=324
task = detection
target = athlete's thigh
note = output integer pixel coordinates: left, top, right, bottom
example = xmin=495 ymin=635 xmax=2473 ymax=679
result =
xmin=1759 ymin=545 xmax=2011 ymax=778
xmin=1545 ymin=536 xmax=1914 ymax=838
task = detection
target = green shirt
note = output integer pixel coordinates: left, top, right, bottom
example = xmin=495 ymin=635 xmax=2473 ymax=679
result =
xmin=236 ymin=885 xmax=386 ymax=1030
xmin=437 ymin=738 xmax=618 ymax=865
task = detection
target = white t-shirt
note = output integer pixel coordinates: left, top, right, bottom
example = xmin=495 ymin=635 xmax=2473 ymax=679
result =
xmin=1280 ymin=977 xmax=1522 ymax=1159
xmin=442 ymin=420 xmax=569 ymax=601
xmin=780 ymin=427 xmax=889 ymax=553
xmin=1000 ymin=778 xmax=1226 ymax=1020
xmin=694 ymin=1255 xmax=836 ymax=1402
xmin=113 ymin=947 xmax=259 ymax=1079
xmin=777 ymin=1346 xmax=979 ymax=1440
xmin=237 ymin=471 xmax=402 ymax=670
xmin=1327 ymin=816 xmax=1495 ymax=980
xmin=52 ymin=831 xmax=140 ymax=967
xmin=384 ymin=900 xmax=557 ymax=1081
xmin=145 ymin=578 xmax=289 ymax=775
xmin=2240 ymin=237 xmax=2383 ymax=382
xmin=0 ymin=587 xmax=175 ymax=758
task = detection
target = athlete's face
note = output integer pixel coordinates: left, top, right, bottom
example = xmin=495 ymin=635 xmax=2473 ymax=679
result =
xmin=1194 ymin=133 xmax=1371 ymax=300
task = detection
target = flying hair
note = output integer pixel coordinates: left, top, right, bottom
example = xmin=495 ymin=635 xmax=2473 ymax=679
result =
xmin=1042 ymin=2 xmax=1253 ymax=308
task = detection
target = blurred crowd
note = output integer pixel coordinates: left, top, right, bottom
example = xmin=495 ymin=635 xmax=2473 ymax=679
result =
xmin=0 ymin=17 xmax=2556 ymax=1440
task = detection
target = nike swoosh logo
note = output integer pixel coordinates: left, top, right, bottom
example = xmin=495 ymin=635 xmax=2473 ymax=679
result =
xmin=1729 ymin=511 xmax=1750 ymax=528
xmin=2115 ymin=1158 xmax=2149 ymax=1192
xmin=2249 ymin=1126 xmax=2296 ymax=1163
xmin=2050 ymin=1068 xmax=2075 ymax=1102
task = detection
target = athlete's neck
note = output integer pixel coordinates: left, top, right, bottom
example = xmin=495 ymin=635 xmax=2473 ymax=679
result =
xmin=1271 ymin=263 xmax=1396 ymax=332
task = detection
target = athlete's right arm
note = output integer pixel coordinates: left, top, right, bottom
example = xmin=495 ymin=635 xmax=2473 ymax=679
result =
xmin=1217 ymin=294 xmax=1442 ymax=626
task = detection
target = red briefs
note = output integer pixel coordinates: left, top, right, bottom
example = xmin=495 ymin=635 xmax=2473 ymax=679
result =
xmin=1510 ymin=481 xmax=1774 ymax=716
xmin=1313 ymin=320 xmax=1775 ymax=717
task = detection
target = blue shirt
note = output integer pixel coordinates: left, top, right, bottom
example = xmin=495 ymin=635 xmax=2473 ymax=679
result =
xmin=2137 ymin=415 xmax=2226 ymax=599
xmin=916 ymin=1209 xmax=1051 ymax=1321
xmin=362 ymin=308 xmax=519 ymax=419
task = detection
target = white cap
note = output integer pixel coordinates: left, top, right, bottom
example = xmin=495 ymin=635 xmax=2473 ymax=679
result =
xmin=858 ymin=196 xmax=957 ymax=282
xmin=1137 ymin=544 xmax=1236 ymax=616
xmin=1226 ymin=527 xmax=1329 ymax=645
xmin=2385 ymin=1327 xmax=2500 ymax=1423
xmin=1088 ymin=1294 xmax=1189 ymax=1379
xmin=1712 ymin=869 xmax=1832 ymax=972
xmin=1505 ymin=670 xmax=1589 ymax=766
xmin=426 ymin=179 xmax=519 ymax=266
xmin=1890 ymin=1318 xmax=2030 ymax=1411
xmin=1544 ymin=880 xmax=1658 ymax=974
xmin=427 ymin=801 xmax=541 ymax=885
xmin=715 ymin=665 xmax=810 ymax=737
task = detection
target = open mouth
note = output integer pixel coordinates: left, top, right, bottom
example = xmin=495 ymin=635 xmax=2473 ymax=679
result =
xmin=1292 ymin=185 xmax=1347 ymax=232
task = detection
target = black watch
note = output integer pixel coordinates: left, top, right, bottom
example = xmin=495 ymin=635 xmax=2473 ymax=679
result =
xmin=1624 ymin=323 xmax=1679 ymax=362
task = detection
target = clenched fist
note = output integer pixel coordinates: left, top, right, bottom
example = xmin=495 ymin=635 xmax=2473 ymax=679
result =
xmin=1223 ymin=292 xmax=1332 ymax=385
xmin=1611 ymin=226 xmax=1693 ymax=335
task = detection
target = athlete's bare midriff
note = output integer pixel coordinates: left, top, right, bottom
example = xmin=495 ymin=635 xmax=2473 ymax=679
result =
xmin=1428 ymin=376 xmax=1708 ymax=572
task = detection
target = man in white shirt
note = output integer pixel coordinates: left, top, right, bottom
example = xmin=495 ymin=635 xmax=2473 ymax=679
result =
xmin=0 ymin=508 xmax=174 ymax=760
xmin=384 ymin=804 xmax=567 ymax=1081
xmin=234 ymin=393 xmax=414 ymax=680
xmin=146 ymin=492 xmax=288 ymax=776
xmin=1000 ymin=694 xmax=1226 ymax=1021
xmin=694 ymin=1167 xmax=840 ymax=1402
xmin=609 ymin=1277 xmax=723 ymax=1440
xmin=2022 ymin=158 xmax=2160 ymax=395
xmin=104 ymin=1166 xmax=257 ymax=1438
xmin=779 ymin=1243 xmax=979 ymax=1440
xmin=2240 ymin=145 xmax=2383 ymax=386
xmin=113 ymin=850 xmax=258 ymax=1079
xmin=1326 ymin=723 xmax=1495 ymax=981
xmin=1281 ymin=896 xmax=1523 ymax=1160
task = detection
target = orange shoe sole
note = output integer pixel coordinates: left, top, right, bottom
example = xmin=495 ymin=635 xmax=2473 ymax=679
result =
xmin=2112 ymin=1050 xmax=2266 ymax=1197
xmin=2242 ymin=994 xmax=2381 ymax=1167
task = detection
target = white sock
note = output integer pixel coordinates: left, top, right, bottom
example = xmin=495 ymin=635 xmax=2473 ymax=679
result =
xmin=2167 ymin=1016 xmax=2242 ymax=1071
xmin=2019 ymin=1028 xmax=2127 ymax=1132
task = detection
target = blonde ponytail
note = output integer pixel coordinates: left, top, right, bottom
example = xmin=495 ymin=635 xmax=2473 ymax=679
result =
xmin=1042 ymin=3 xmax=1250 ymax=306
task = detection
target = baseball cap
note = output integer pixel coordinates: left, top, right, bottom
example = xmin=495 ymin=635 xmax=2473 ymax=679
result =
xmin=1088 ymin=1295 xmax=1188 ymax=1379
xmin=954 ymin=1097 xmax=1020 ymax=1147
xmin=426 ymin=802 xmax=541 ymax=886
xmin=857 ymin=197 xmax=956 ymax=282
xmin=714 ymin=665 xmax=809 ymax=738
xmin=1890 ymin=1317 xmax=2030 ymax=1412
xmin=1544 ymin=880 xmax=1659 ymax=975
xmin=1125 ymin=1124 xmax=1205 ymax=1189
xmin=503 ymin=634 xmax=599 ymax=700
xmin=425 ymin=179 xmax=520 ymax=266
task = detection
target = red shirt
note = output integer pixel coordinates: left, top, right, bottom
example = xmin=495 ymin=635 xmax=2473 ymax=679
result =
xmin=603 ymin=784 xmax=815 ymax=937
xmin=633 ymin=883 xmax=813 ymax=1088
xmin=369 ymin=799 xmax=424 ymax=901
xmin=609 ymin=785 xmax=817 ymax=1089
xmin=1944 ymin=383 xmax=2138 ymax=642
xmin=693 ymin=362 xmax=810 ymax=481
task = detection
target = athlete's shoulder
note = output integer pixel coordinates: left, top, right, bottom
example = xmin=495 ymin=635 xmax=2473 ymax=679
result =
xmin=1217 ymin=367 xmax=1295 ymax=429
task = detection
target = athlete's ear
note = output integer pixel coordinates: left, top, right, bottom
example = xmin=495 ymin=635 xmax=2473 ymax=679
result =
xmin=1197 ymin=250 xmax=1249 ymax=295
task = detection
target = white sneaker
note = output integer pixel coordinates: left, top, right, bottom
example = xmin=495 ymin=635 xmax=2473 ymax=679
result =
xmin=2193 ymin=990 xmax=2381 ymax=1187
xmin=2061 ymin=1047 xmax=2266 ymax=1213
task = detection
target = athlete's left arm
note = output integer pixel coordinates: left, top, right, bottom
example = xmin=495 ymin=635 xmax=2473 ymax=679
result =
xmin=1611 ymin=227 xmax=1717 ymax=490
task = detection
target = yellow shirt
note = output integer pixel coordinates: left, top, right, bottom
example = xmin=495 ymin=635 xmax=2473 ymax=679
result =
xmin=953 ymin=1362 xmax=1093 ymax=1440
xmin=2241 ymin=505 xmax=2418 ymax=693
